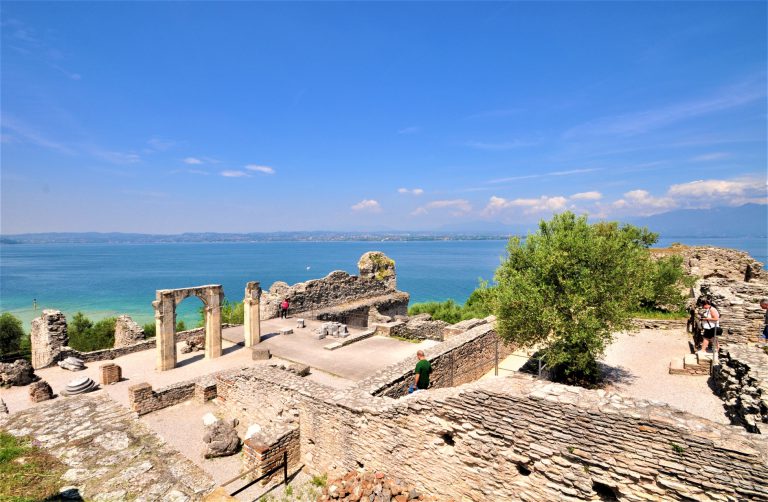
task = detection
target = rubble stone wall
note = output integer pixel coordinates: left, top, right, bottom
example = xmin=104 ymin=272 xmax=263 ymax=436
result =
xmin=128 ymin=374 xmax=221 ymax=415
xmin=315 ymin=292 xmax=410 ymax=327
xmin=242 ymin=425 xmax=301 ymax=485
xmin=215 ymin=365 xmax=768 ymax=502
xmin=356 ymin=324 xmax=514 ymax=398
xmin=261 ymin=252 xmax=406 ymax=320
xmin=696 ymin=278 xmax=768 ymax=344
xmin=30 ymin=310 xmax=68 ymax=369
xmin=714 ymin=345 xmax=768 ymax=434
xmin=113 ymin=315 xmax=145 ymax=348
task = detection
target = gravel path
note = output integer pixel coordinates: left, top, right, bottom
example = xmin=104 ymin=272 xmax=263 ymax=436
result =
xmin=601 ymin=328 xmax=730 ymax=424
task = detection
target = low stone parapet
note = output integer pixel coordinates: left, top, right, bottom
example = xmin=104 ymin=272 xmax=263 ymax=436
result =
xmin=128 ymin=375 xmax=221 ymax=415
xmin=99 ymin=363 xmax=122 ymax=385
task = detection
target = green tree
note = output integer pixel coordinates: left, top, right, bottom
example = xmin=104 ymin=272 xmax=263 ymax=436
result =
xmin=67 ymin=313 xmax=116 ymax=352
xmin=142 ymin=322 xmax=156 ymax=338
xmin=0 ymin=313 xmax=25 ymax=355
xmin=491 ymin=212 xmax=658 ymax=385
xmin=638 ymin=255 xmax=693 ymax=312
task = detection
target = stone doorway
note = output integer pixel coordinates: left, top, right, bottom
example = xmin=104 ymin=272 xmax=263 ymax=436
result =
xmin=153 ymin=285 xmax=224 ymax=371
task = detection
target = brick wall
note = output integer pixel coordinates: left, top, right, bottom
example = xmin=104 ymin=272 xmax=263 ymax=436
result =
xmin=242 ymin=425 xmax=301 ymax=485
xmin=128 ymin=373 xmax=224 ymax=415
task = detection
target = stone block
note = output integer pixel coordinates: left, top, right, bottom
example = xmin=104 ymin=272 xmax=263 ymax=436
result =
xmin=313 ymin=331 xmax=327 ymax=340
xmin=251 ymin=347 xmax=271 ymax=360
xmin=287 ymin=363 xmax=310 ymax=377
xmin=296 ymin=318 xmax=305 ymax=328
xmin=99 ymin=363 xmax=122 ymax=385
xmin=29 ymin=380 xmax=54 ymax=403
xmin=279 ymin=328 xmax=293 ymax=336
xmin=195 ymin=380 xmax=217 ymax=402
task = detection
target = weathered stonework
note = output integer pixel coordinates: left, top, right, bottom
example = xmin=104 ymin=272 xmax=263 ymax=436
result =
xmin=696 ymin=278 xmax=768 ymax=344
xmin=242 ymin=425 xmax=300 ymax=485
xmin=243 ymin=281 xmax=262 ymax=347
xmin=113 ymin=314 xmax=145 ymax=348
xmin=28 ymin=380 xmax=53 ymax=402
xmin=215 ymin=363 xmax=768 ymax=502
xmin=0 ymin=359 xmax=36 ymax=387
xmin=714 ymin=344 xmax=768 ymax=433
xmin=0 ymin=393 xmax=215 ymax=499
xmin=99 ymin=363 xmax=122 ymax=385
xmin=153 ymin=285 xmax=224 ymax=371
xmin=128 ymin=371 xmax=228 ymax=415
xmin=30 ymin=310 xmax=68 ymax=369
xmin=260 ymin=252 xmax=409 ymax=325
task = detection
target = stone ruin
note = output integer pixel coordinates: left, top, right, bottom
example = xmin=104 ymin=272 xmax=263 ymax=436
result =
xmin=61 ymin=376 xmax=98 ymax=396
xmin=58 ymin=356 xmax=85 ymax=371
xmin=314 ymin=321 xmax=349 ymax=339
xmin=28 ymin=380 xmax=54 ymax=403
xmin=0 ymin=398 xmax=8 ymax=414
xmin=30 ymin=309 xmax=68 ymax=369
xmin=114 ymin=314 xmax=145 ymax=348
xmin=260 ymin=251 xmax=409 ymax=324
xmin=180 ymin=332 xmax=205 ymax=353
xmin=202 ymin=418 xmax=241 ymax=459
xmin=0 ymin=359 xmax=36 ymax=387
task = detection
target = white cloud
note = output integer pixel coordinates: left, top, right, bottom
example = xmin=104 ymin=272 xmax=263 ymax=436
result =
xmin=490 ymin=168 xmax=600 ymax=184
xmin=397 ymin=126 xmax=421 ymax=135
xmin=245 ymin=164 xmax=275 ymax=175
xmin=183 ymin=157 xmax=203 ymax=165
xmin=690 ymin=152 xmax=730 ymax=162
xmin=667 ymin=178 xmax=765 ymax=199
xmin=571 ymin=191 xmax=602 ymax=200
xmin=92 ymin=150 xmax=140 ymax=164
xmin=483 ymin=195 xmax=568 ymax=215
xmin=398 ymin=188 xmax=424 ymax=195
xmin=351 ymin=199 xmax=382 ymax=212
xmin=612 ymin=190 xmax=675 ymax=215
xmin=221 ymin=170 xmax=249 ymax=178
xmin=412 ymin=199 xmax=472 ymax=216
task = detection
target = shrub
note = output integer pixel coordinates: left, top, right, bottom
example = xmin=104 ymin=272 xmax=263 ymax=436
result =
xmin=67 ymin=312 xmax=116 ymax=352
xmin=408 ymin=285 xmax=493 ymax=324
xmin=142 ymin=322 xmax=156 ymax=338
xmin=0 ymin=313 xmax=25 ymax=356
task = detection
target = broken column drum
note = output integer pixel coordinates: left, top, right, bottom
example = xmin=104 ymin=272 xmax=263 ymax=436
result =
xmin=153 ymin=285 xmax=224 ymax=371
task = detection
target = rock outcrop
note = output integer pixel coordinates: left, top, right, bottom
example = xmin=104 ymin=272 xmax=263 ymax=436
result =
xmin=114 ymin=315 xmax=145 ymax=348
xmin=0 ymin=359 xmax=36 ymax=387
xmin=30 ymin=310 xmax=68 ymax=369
xmin=203 ymin=418 xmax=241 ymax=458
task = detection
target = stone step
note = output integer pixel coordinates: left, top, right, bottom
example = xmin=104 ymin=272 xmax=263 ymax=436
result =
xmin=668 ymin=358 xmax=687 ymax=375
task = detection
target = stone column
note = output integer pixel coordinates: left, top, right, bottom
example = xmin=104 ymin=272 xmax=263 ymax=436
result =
xmin=30 ymin=310 xmax=68 ymax=369
xmin=204 ymin=287 xmax=223 ymax=360
xmin=154 ymin=291 xmax=177 ymax=371
xmin=243 ymin=281 xmax=262 ymax=347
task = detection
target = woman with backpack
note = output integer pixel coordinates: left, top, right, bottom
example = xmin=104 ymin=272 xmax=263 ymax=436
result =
xmin=279 ymin=298 xmax=290 ymax=319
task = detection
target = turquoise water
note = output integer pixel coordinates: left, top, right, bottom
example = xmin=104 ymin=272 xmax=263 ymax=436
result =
xmin=1 ymin=237 xmax=766 ymax=330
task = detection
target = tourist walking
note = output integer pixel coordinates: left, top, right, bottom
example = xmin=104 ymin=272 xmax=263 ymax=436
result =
xmin=280 ymin=298 xmax=290 ymax=319
xmin=759 ymin=298 xmax=768 ymax=341
xmin=410 ymin=350 xmax=432 ymax=393
xmin=699 ymin=299 xmax=720 ymax=353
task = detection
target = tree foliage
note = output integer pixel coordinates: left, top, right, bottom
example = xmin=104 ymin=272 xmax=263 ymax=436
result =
xmin=196 ymin=298 xmax=244 ymax=327
xmin=0 ymin=313 xmax=25 ymax=356
xmin=68 ymin=313 xmax=116 ymax=352
xmin=409 ymin=284 xmax=493 ymax=323
xmin=638 ymin=254 xmax=693 ymax=312
xmin=490 ymin=212 xmax=661 ymax=385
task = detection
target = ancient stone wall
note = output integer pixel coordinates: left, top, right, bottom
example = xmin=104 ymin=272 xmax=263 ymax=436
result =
xmin=260 ymin=252 xmax=407 ymax=321
xmin=128 ymin=374 xmax=220 ymax=415
xmin=215 ymin=365 xmax=768 ymax=502
xmin=315 ymin=292 xmax=410 ymax=327
xmin=714 ymin=345 xmax=768 ymax=433
xmin=242 ymin=425 xmax=301 ymax=485
xmin=355 ymin=323 xmax=514 ymax=398
xmin=113 ymin=315 xmax=145 ymax=348
xmin=30 ymin=310 xmax=68 ymax=369
xmin=696 ymin=278 xmax=768 ymax=344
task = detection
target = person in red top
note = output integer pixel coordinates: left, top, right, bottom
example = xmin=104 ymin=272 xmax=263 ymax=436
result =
xmin=280 ymin=298 xmax=289 ymax=319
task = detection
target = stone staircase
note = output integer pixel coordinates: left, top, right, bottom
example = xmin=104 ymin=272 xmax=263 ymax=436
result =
xmin=669 ymin=351 xmax=714 ymax=375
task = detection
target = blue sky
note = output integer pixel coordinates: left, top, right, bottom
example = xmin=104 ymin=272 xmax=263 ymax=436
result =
xmin=1 ymin=1 xmax=766 ymax=233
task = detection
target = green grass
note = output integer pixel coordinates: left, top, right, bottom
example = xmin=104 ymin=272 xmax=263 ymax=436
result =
xmin=310 ymin=473 xmax=327 ymax=487
xmin=0 ymin=432 xmax=66 ymax=501
xmin=632 ymin=309 xmax=688 ymax=320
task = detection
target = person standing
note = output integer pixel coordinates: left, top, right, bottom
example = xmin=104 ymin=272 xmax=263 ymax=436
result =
xmin=759 ymin=298 xmax=768 ymax=341
xmin=700 ymin=299 xmax=720 ymax=353
xmin=411 ymin=350 xmax=432 ymax=392
xmin=280 ymin=298 xmax=290 ymax=319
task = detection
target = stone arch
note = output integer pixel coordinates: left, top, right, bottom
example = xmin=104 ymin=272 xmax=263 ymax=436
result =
xmin=153 ymin=285 xmax=224 ymax=371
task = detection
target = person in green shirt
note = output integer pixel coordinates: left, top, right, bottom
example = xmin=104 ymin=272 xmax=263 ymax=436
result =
xmin=413 ymin=350 xmax=432 ymax=391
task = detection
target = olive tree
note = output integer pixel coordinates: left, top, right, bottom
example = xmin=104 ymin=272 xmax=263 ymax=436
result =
xmin=491 ymin=212 xmax=658 ymax=385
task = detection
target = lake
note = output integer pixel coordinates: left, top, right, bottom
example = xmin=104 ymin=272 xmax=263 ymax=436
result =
xmin=1 ymin=237 xmax=765 ymax=329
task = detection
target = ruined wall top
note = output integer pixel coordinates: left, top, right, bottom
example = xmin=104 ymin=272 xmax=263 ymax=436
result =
xmin=652 ymin=244 xmax=766 ymax=283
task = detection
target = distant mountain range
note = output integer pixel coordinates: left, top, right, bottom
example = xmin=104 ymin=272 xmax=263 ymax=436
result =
xmin=1 ymin=204 xmax=764 ymax=244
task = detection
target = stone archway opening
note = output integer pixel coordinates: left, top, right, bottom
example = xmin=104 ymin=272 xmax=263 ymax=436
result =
xmin=153 ymin=285 xmax=224 ymax=371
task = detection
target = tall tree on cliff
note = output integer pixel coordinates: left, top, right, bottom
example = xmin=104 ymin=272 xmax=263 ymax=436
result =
xmin=491 ymin=212 xmax=660 ymax=385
